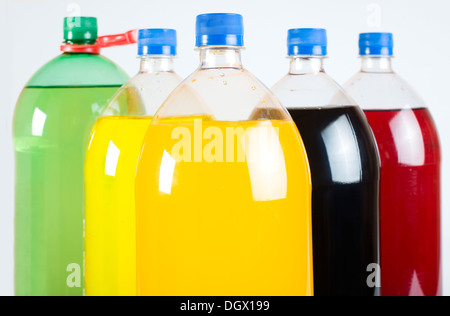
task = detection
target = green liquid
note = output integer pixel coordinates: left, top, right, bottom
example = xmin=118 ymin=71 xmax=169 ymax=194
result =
xmin=14 ymin=86 xmax=121 ymax=296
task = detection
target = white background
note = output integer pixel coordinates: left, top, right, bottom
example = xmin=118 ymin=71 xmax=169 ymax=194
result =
xmin=0 ymin=0 xmax=448 ymax=296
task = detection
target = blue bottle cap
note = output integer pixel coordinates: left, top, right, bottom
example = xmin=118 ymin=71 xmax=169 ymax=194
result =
xmin=359 ymin=33 xmax=393 ymax=56
xmin=288 ymin=28 xmax=327 ymax=56
xmin=196 ymin=13 xmax=244 ymax=47
xmin=138 ymin=29 xmax=177 ymax=56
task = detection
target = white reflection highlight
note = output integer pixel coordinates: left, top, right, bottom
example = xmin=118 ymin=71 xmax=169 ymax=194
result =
xmin=105 ymin=141 xmax=120 ymax=177
xmin=245 ymin=124 xmax=287 ymax=202
xmin=91 ymin=102 xmax=103 ymax=117
xmin=88 ymin=131 xmax=95 ymax=150
xmin=390 ymin=111 xmax=425 ymax=166
xmin=322 ymin=115 xmax=362 ymax=184
xmin=32 ymin=108 xmax=47 ymax=136
xmin=159 ymin=150 xmax=176 ymax=195
xmin=408 ymin=270 xmax=425 ymax=296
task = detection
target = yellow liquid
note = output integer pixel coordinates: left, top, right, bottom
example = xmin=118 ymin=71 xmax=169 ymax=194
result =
xmin=84 ymin=116 xmax=152 ymax=296
xmin=135 ymin=116 xmax=313 ymax=296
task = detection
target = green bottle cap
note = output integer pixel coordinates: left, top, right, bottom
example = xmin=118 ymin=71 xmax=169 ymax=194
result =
xmin=64 ymin=17 xmax=98 ymax=45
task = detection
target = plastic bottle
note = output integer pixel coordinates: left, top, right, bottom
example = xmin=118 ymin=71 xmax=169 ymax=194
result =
xmin=344 ymin=33 xmax=441 ymax=296
xmin=13 ymin=17 xmax=133 ymax=296
xmin=84 ymin=29 xmax=182 ymax=296
xmin=135 ymin=14 xmax=313 ymax=296
xmin=271 ymin=29 xmax=380 ymax=296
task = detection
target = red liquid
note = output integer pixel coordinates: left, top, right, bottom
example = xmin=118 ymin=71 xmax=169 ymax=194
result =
xmin=364 ymin=108 xmax=441 ymax=296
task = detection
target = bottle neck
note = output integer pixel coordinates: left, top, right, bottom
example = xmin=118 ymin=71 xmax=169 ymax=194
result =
xmin=63 ymin=39 xmax=97 ymax=45
xmin=361 ymin=56 xmax=394 ymax=73
xmin=289 ymin=56 xmax=325 ymax=75
xmin=199 ymin=47 xmax=243 ymax=69
xmin=139 ymin=56 xmax=175 ymax=74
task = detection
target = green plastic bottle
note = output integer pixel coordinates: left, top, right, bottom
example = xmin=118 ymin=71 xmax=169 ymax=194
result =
xmin=13 ymin=17 xmax=131 ymax=296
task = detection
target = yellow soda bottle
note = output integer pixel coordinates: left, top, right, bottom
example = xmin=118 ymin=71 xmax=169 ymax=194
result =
xmin=84 ymin=29 xmax=182 ymax=296
xmin=135 ymin=14 xmax=314 ymax=296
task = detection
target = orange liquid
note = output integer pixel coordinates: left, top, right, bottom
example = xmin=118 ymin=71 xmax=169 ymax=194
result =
xmin=135 ymin=117 xmax=313 ymax=296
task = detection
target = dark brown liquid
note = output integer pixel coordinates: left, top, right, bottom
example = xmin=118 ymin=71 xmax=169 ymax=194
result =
xmin=289 ymin=106 xmax=380 ymax=296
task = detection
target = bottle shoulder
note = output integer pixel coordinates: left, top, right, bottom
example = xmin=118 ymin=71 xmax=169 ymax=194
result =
xmin=101 ymin=71 xmax=183 ymax=118
xmin=126 ymin=71 xmax=183 ymax=89
xmin=272 ymin=72 xmax=357 ymax=109
xmin=154 ymin=67 xmax=290 ymax=122
xmin=27 ymin=54 xmax=130 ymax=88
xmin=343 ymin=72 xmax=427 ymax=110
